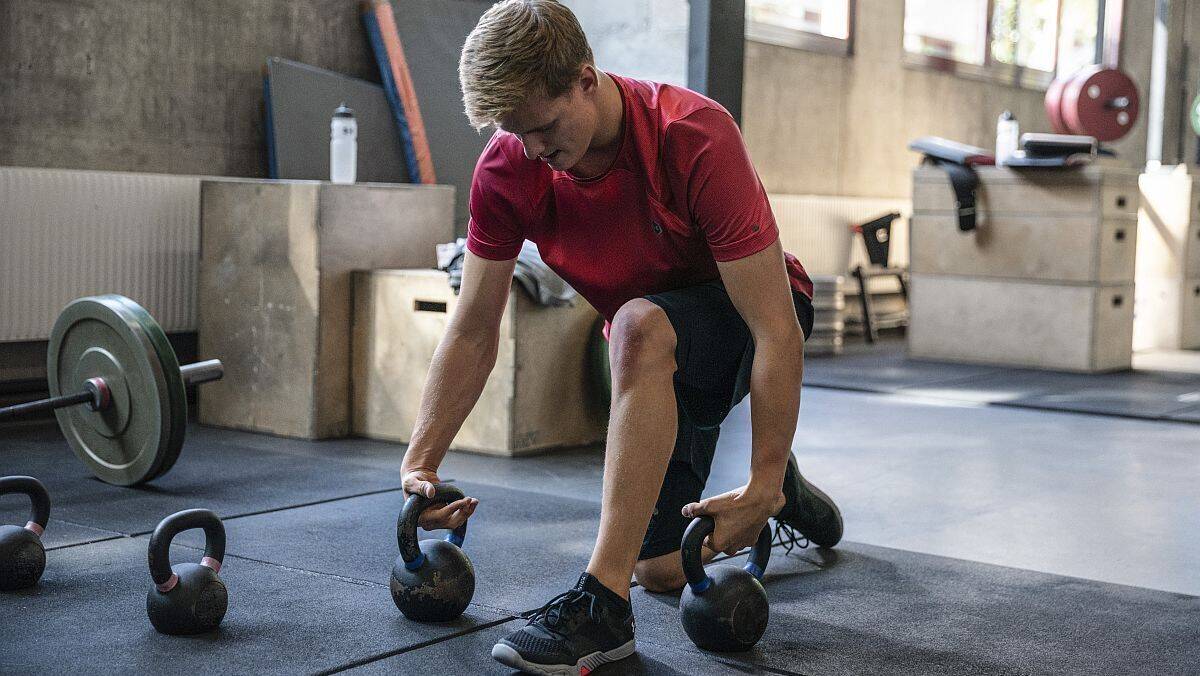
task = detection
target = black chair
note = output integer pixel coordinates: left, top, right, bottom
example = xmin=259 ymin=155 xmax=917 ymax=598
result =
xmin=850 ymin=212 xmax=908 ymax=344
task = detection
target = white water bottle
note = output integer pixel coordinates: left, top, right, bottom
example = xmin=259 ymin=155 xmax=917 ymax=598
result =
xmin=330 ymin=103 xmax=357 ymax=184
xmin=995 ymin=110 xmax=1019 ymax=165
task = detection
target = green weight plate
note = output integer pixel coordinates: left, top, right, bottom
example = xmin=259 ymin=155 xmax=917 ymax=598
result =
xmin=109 ymin=295 xmax=187 ymax=481
xmin=1191 ymin=93 xmax=1200 ymax=137
xmin=589 ymin=318 xmax=611 ymax=413
xmin=47 ymin=296 xmax=179 ymax=486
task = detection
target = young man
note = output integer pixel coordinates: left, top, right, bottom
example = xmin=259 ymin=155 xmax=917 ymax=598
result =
xmin=400 ymin=1 xmax=842 ymax=673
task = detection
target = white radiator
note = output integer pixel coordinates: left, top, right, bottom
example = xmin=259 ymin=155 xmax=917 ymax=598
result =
xmin=0 ymin=167 xmax=202 ymax=342
xmin=769 ymin=193 xmax=912 ymax=276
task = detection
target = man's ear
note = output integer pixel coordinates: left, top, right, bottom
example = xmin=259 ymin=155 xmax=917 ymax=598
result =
xmin=578 ymin=64 xmax=598 ymax=96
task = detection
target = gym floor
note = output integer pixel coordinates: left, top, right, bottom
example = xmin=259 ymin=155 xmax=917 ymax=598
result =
xmin=2 ymin=355 xmax=1197 ymax=675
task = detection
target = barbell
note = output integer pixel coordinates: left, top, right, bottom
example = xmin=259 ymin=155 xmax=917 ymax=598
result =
xmin=0 ymin=295 xmax=223 ymax=486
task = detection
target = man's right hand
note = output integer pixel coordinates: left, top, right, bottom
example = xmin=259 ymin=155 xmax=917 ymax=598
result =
xmin=402 ymin=468 xmax=479 ymax=531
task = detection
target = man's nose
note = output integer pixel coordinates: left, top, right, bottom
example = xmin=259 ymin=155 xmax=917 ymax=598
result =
xmin=521 ymin=135 xmax=546 ymax=160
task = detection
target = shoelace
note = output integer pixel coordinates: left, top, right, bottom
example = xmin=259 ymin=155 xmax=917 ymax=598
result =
xmin=773 ymin=520 xmax=810 ymax=556
xmin=520 ymin=589 xmax=599 ymax=638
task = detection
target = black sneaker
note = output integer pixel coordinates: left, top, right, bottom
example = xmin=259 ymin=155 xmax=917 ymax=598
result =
xmin=492 ymin=573 xmax=636 ymax=675
xmin=774 ymin=453 xmax=843 ymax=549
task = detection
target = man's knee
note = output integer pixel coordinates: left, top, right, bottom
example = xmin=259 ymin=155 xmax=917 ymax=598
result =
xmin=633 ymin=554 xmax=686 ymax=593
xmin=609 ymin=299 xmax=676 ymax=383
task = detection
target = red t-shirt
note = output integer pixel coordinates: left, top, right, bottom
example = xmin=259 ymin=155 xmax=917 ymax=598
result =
xmin=466 ymin=73 xmax=813 ymax=323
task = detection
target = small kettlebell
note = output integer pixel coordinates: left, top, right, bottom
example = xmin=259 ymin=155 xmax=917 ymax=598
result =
xmin=390 ymin=484 xmax=475 ymax=622
xmin=146 ymin=509 xmax=228 ymax=635
xmin=679 ymin=516 xmax=772 ymax=651
xmin=0 ymin=476 xmax=50 ymax=591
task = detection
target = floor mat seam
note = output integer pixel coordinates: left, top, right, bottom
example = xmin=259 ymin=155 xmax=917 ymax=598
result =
xmin=313 ymin=615 xmax=519 ymax=675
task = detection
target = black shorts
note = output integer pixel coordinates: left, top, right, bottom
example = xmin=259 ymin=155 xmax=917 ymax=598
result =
xmin=637 ymin=280 xmax=814 ymax=560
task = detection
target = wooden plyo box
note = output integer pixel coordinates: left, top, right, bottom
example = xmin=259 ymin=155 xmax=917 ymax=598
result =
xmin=911 ymin=165 xmax=1139 ymax=284
xmin=198 ymin=179 xmax=455 ymax=439
xmin=1136 ymin=168 xmax=1200 ymax=349
xmin=352 ymin=269 xmax=606 ymax=456
xmin=908 ymin=275 xmax=1134 ymax=372
xmin=909 ymin=165 xmax=1139 ymax=371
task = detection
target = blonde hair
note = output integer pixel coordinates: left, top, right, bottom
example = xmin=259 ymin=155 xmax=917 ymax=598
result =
xmin=459 ymin=0 xmax=595 ymax=130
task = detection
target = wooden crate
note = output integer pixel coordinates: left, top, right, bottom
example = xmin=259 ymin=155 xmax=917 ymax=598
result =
xmin=910 ymin=213 xmax=1135 ymax=284
xmin=1134 ymin=276 xmax=1200 ymax=351
xmin=1138 ymin=168 xmax=1200 ymax=279
xmin=912 ymin=165 xmax=1140 ymax=219
xmin=908 ymin=275 xmax=1134 ymax=372
xmin=352 ymin=269 xmax=606 ymax=456
xmin=198 ymin=179 xmax=454 ymax=439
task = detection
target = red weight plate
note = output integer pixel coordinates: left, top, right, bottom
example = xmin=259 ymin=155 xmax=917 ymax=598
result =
xmin=1060 ymin=65 xmax=1140 ymax=142
xmin=1044 ymin=74 xmax=1072 ymax=134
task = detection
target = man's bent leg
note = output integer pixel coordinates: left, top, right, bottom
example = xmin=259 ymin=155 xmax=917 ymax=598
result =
xmin=585 ymin=299 xmax=681 ymax=599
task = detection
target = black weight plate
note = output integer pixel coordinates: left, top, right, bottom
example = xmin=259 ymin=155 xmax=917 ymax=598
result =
xmin=47 ymin=297 xmax=174 ymax=486
xmin=589 ymin=318 xmax=611 ymax=412
xmin=110 ymin=296 xmax=187 ymax=481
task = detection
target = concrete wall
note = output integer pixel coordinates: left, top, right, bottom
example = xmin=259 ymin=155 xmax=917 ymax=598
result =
xmin=0 ymin=0 xmax=1166 ymax=194
xmin=0 ymin=0 xmax=377 ymax=177
xmin=562 ymin=0 xmax=689 ymax=86
xmin=742 ymin=0 xmax=1157 ymax=198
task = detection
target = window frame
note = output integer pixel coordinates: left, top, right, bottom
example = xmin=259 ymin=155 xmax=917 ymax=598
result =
xmin=900 ymin=0 xmax=1124 ymax=90
xmin=745 ymin=0 xmax=856 ymax=57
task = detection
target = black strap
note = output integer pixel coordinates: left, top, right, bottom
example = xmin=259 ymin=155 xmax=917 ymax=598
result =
xmin=924 ymin=157 xmax=979 ymax=232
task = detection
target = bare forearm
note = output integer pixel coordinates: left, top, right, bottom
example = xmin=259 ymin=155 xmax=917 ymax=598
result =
xmin=401 ymin=326 xmax=499 ymax=473
xmin=746 ymin=333 xmax=804 ymax=493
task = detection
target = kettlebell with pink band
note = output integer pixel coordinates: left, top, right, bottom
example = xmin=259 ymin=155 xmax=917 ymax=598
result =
xmin=146 ymin=508 xmax=227 ymax=635
xmin=0 ymin=475 xmax=51 ymax=591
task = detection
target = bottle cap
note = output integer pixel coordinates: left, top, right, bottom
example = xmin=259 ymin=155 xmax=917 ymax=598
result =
xmin=1000 ymin=110 xmax=1015 ymax=121
xmin=333 ymin=103 xmax=355 ymax=119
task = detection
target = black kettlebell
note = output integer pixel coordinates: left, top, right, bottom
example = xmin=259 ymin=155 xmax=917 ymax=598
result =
xmin=679 ymin=516 xmax=772 ymax=651
xmin=390 ymin=484 xmax=474 ymax=622
xmin=0 ymin=476 xmax=50 ymax=591
xmin=146 ymin=509 xmax=228 ymax=635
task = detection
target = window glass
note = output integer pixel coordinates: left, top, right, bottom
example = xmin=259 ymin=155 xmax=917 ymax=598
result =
xmin=903 ymin=0 xmax=989 ymax=65
xmin=748 ymin=0 xmax=851 ymax=40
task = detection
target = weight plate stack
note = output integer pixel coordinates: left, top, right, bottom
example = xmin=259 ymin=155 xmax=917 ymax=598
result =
xmin=46 ymin=296 xmax=184 ymax=486
xmin=807 ymin=275 xmax=845 ymax=356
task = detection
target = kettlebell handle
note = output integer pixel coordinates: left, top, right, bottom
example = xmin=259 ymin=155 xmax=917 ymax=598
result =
xmin=681 ymin=516 xmax=773 ymax=594
xmin=0 ymin=475 xmax=50 ymax=537
xmin=148 ymin=509 xmax=226 ymax=591
xmin=397 ymin=484 xmax=469 ymax=570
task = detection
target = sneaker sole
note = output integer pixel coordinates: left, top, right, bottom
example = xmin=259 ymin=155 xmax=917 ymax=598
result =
xmin=491 ymin=639 xmax=636 ymax=675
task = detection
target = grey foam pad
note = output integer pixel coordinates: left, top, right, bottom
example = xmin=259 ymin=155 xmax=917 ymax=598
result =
xmin=805 ymin=345 xmax=1200 ymax=423
xmin=0 ymin=537 xmax=507 ymax=675
xmin=0 ymin=422 xmax=401 ymax=535
xmin=172 ymin=480 xmax=599 ymax=616
xmin=630 ymin=542 xmax=1200 ymax=676
xmin=804 ymin=349 xmax=1004 ymax=393
xmin=266 ymin=57 xmax=410 ymax=184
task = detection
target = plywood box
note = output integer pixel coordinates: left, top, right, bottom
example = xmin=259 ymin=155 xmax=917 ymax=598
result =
xmin=908 ymin=274 xmax=1134 ymax=372
xmin=1137 ymin=168 xmax=1200 ymax=279
xmin=352 ymin=269 xmax=606 ymax=456
xmin=913 ymin=165 xmax=1140 ymax=219
xmin=910 ymin=213 xmax=1135 ymax=284
xmin=1133 ymin=276 xmax=1200 ymax=351
xmin=198 ymin=179 xmax=455 ymax=439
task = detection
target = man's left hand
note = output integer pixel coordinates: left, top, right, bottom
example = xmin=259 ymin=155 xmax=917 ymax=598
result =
xmin=681 ymin=484 xmax=786 ymax=555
